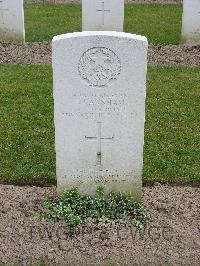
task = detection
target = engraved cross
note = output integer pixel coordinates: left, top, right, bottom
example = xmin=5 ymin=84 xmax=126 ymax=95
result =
xmin=96 ymin=1 xmax=110 ymax=26
xmin=85 ymin=122 xmax=114 ymax=165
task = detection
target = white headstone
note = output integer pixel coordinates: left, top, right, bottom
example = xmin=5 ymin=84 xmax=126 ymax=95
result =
xmin=182 ymin=0 xmax=200 ymax=45
xmin=52 ymin=31 xmax=148 ymax=200
xmin=82 ymin=0 xmax=124 ymax=32
xmin=0 ymin=0 xmax=25 ymax=42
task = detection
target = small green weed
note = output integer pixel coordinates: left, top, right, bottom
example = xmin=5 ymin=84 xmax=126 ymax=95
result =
xmin=42 ymin=187 xmax=148 ymax=234
xmin=0 ymin=41 xmax=11 ymax=47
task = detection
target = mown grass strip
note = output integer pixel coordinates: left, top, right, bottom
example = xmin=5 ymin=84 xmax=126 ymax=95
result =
xmin=24 ymin=3 xmax=182 ymax=44
xmin=0 ymin=65 xmax=199 ymax=185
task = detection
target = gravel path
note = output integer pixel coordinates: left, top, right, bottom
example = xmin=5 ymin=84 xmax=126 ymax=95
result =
xmin=0 ymin=184 xmax=199 ymax=265
xmin=0 ymin=42 xmax=52 ymax=65
xmin=25 ymin=0 xmax=183 ymax=4
xmin=148 ymin=44 xmax=200 ymax=66
xmin=1 ymin=42 xmax=200 ymax=66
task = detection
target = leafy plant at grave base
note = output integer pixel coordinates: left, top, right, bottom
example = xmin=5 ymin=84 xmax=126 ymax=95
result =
xmin=0 ymin=41 xmax=11 ymax=47
xmin=41 ymin=186 xmax=148 ymax=234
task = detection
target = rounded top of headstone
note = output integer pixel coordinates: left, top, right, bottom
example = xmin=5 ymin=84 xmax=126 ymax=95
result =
xmin=52 ymin=31 xmax=148 ymax=46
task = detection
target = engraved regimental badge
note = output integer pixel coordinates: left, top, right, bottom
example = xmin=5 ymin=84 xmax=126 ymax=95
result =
xmin=78 ymin=47 xmax=121 ymax=87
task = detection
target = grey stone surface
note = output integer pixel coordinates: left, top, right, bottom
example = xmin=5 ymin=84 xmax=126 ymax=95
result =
xmin=82 ymin=0 xmax=124 ymax=32
xmin=182 ymin=0 xmax=200 ymax=45
xmin=52 ymin=31 xmax=148 ymax=199
xmin=0 ymin=0 xmax=25 ymax=42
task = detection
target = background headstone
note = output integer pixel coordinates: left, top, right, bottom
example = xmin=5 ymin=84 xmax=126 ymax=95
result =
xmin=82 ymin=0 xmax=124 ymax=31
xmin=53 ymin=32 xmax=148 ymax=200
xmin=0 ymin=0 xmax=25 ymax=42
xmin=182 ymin=0 xmax=200 ymax=45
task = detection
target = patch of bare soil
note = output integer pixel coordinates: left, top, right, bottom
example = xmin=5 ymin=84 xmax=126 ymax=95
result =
xmin=0 ymin=42 xmax=51 ymax=65
xmin=1 ymin=42 xmax=200 ymax=66
xmin=148 ymin=44 xmax=200 ymax=66
xmin=0 ymin=184 xmax=199 ymax=265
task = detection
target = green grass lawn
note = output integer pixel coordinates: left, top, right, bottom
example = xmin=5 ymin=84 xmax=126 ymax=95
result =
xmin=24 ymin=3 xmax=182 ymax=44
xmin=0 ymin=65 xmax=199 ymax=185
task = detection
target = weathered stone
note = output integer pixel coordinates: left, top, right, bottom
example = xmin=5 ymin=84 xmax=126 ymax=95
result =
xmin=182 ymin=0 xmax=200 ymax=45
xmin=52 ymin=31 xmax=148 ymax=200
xmin=82 ymin=0 xmax=124 ymax=31
xmin=0 ymin=0 xmax=25 ymax=42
